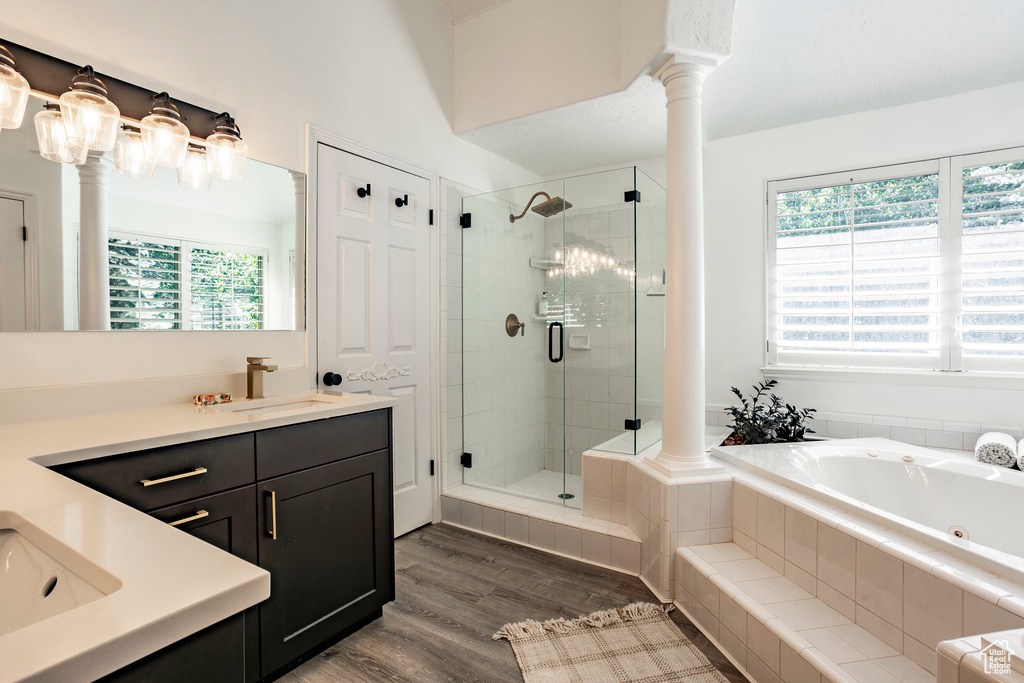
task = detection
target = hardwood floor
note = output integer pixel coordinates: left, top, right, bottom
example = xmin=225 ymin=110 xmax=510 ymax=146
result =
xmin=279 ymin=523 xmax=744 ymax=683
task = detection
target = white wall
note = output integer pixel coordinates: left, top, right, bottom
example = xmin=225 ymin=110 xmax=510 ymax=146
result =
xmin=0 ymin=0 xmax=539 ymax=422
xmin=704 ymin=80 xmax=1024 ymax=426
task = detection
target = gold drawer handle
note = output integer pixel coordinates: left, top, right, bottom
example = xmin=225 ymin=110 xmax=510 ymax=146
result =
xmin=168 ymin=510 xmax=209 ymax=527
xmin=140 ymin=467 xmax=208 ymax=487
xmin=267 ymin=491 xmax=277 ymax=540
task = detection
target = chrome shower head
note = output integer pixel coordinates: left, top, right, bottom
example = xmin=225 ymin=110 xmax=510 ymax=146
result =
xmin=510 ymin=191 xmax=573 ymax=223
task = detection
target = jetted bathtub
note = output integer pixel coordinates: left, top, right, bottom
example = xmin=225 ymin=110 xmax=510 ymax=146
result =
xmin=711 ymin=437 xmax=1024 ymax=583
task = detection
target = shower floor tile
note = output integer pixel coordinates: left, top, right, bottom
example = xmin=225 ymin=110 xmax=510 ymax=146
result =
xmin=503 ymin=469 xmax=582 ymax=503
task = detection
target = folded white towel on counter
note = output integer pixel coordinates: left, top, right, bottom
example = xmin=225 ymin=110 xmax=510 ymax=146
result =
xmin=975 ymin=432 xmax=1018 ymax=468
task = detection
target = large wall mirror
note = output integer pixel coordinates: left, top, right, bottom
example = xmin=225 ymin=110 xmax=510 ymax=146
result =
xmin=0 ymin=98 xmax=305 ymax=332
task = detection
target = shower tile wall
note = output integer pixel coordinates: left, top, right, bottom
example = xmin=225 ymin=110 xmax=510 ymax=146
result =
xmin=461 ymin=196 xmax=548 ymax=488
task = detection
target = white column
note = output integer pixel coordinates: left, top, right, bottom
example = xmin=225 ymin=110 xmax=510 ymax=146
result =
xmin=77 ymin=152 xmax=112 ymax=331
xmin=290 ymin=171 xmax=307 ymax=331
xmin=652 ymin=61 xmax=722 ymax=476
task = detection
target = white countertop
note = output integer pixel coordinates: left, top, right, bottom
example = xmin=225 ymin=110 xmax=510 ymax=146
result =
xmin=0 ymin=391 xmax=397 ymax=683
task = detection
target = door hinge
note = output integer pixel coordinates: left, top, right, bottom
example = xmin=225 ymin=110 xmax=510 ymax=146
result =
xmin=766 ymin=340 xmax=770 ymax=353
xmin=460 ymin=213 xmax=472 ymax=228
xmin=625 ymin=418 xmax=642 ymax=431
xmin=429 ymin=459 xmax=435 ymax=476
xmin=624 ymin=190 xmax=642 ymax=203
xmin=429 ymin=209 xmax=434 ymax=225
xmin=460 ymin=452 xmax=472 ymax=468
xmin=22 ymin=226 xmax=27 ymax=241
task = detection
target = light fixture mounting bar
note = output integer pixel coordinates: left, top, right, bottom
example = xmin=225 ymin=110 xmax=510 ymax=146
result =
xmin=3 ymin=38 xmax=223 ymax=139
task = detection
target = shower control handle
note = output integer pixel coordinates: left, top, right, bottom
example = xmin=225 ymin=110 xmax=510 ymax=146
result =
xmin=548 ymin=322 xmax=564 ymax=363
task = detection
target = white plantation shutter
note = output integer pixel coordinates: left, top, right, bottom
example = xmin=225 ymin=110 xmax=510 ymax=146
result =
xmin=957 ymin=153 xmax=1024 ymax=371
xmin=768 ymin=162 xmax=944 ymax=370
xmin=108 ymin=236 xmax=183 ymax=330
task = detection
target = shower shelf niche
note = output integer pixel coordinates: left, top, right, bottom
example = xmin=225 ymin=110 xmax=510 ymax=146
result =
xmin=529 ymin=258 xmax=563 ymax=270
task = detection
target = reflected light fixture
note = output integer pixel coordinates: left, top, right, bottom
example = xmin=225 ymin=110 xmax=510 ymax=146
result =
xmin=178 ymin=144 xmax=212 ymax=190
xmin=114 ymin=124 xmax=155 ymax=178
xmin=34 ymin=103 xmax=87 ymax=164
xmin=205 ymin=112 xmax=247 ymax=180
xmin=0 ymin=45 xmax=30 ymax=129
xmin=58 ymin=66 xmax=120 ymax=151
xmin=141 ymin=92 xmax=189 ymax=168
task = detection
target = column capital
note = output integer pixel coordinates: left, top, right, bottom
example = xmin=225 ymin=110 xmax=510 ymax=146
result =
xmin=657 ymin=60 xmax=710 ymax=103
xmin=77 ymin=151 xmax=113 ymax=187
xmin=289 ymin=170 xmax=306 ymax=196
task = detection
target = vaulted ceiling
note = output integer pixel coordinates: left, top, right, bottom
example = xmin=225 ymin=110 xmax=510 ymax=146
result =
xmin=443 ymin=0 xmax=1024 ymax=176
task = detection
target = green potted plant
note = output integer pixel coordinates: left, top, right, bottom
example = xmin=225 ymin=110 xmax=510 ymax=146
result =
xmin=722 ymin=379 xmax=817 ymax=446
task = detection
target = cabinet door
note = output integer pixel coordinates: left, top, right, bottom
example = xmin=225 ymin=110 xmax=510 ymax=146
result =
xmin=99 ymin=486 xmax=260 ymax=683
xmin=257 ymin=449 xmax=394 ymax=678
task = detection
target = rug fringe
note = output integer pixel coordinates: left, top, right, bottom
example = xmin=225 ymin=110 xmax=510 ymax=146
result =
xmin=492 ymin=602 xmax=671 ymax=642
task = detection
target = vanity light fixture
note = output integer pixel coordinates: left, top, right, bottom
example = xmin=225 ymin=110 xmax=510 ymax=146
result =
xmin=34 ymin=102 xmax=87 ymax=164
xmin=0 ymin=45 xmax=30 ymax=129
xmin=178 ymin=143 xmax=212 ymax=190
xmin=113 ymin=124 xmax=155 ymax=178
xmin=59 ymin=66 xmax=120 ymax=151
xmin=205 ymin=112 xmax=247 ymax=180
xmin=141 ymin=92 xmax=189 ymax=168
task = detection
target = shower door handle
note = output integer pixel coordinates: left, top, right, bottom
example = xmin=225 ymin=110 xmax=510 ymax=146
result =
xmin=548 ymin=322 xmax=564 ymax=363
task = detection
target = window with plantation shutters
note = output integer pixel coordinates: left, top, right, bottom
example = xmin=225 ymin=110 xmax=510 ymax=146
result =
xmin=108 ymin=236 xmax=183 ymax=330
xmin=768 ymin=162 xmax=943 ymax=370
xmin=189 ymin=245 xmax=265 ymax=330
xmin=108 ymin=233 xmax=266 ymax=331
xmin=958 ymin=157 xmax=1024 ymax=370
xmin=767 ymin=147 xmax=1024 ymax=376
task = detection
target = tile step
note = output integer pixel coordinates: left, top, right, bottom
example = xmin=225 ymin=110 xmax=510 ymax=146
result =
xmin=677 ymin=543 xmax=933 ymax=683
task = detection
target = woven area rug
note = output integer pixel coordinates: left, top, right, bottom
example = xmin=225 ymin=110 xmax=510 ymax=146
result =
xmin=493 ymin=602 xmax=728 ymax=683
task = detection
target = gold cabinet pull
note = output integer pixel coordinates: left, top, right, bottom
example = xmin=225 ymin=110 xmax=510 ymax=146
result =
xmin=267 ymin=490 xmax=277 ymax=540
xmin=140 ymin=467 xmax=208 ymax=487
xmin=168 ymin=510 xmax=209 ymax=527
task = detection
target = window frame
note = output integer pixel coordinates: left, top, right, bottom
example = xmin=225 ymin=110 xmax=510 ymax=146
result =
xmin=764 ymin=146 xmax=1024 ymax=381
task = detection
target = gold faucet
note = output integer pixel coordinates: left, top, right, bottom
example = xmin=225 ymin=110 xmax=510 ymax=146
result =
xmin=246 ymin=357 xmax=278 ymax=399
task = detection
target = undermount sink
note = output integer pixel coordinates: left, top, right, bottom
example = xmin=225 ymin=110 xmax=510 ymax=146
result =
xmin=215 ymin=393 xmax=355 ymax=416
xmin=0 ymin=512 xmax=119 ymax=637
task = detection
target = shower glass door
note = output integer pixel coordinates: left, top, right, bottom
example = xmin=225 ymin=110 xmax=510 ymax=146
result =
xmin=461 ymin=181 xmax=569 ymax=503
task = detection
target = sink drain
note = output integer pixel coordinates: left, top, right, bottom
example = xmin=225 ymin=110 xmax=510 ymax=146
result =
xmin=40 ymin=576 xmax=58 ymax=598
xmin=949 ymin=525 xmax=969 ymax=540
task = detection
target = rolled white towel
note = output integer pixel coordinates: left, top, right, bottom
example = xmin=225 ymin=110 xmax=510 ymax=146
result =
xmin=975 ymin=432 xmax=1018 ymax=468
xmin=1019 ymin=438 xmax=1024 ymax=470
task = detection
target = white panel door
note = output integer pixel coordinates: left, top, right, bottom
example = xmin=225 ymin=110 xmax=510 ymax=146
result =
xmin=0 ymin=197 xmax=26 ymax=331
xmin=316 ymin=144 xmax=433 ymax=537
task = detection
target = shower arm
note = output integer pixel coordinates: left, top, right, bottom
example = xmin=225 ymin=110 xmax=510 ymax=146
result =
xmin=509 ymin=191 xmax=552 ymax=223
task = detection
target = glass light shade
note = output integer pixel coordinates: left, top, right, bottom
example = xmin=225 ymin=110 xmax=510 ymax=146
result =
xmin=205 ymin=132 xmax=247 ymax=180
xmin=34 ymin=105 xmax=87 ymax=164
xmin=58 ymin=88 xmax=120 ymax=151
xmin=114 ymin=127 xmax=155 ymax=179
xmin=141 ymin=111 xmax=189 ymax=168
xmin=178 ymin=146 xmax=212 ymax=190
xmin=0 ymin=61 xmax=30 ymax=130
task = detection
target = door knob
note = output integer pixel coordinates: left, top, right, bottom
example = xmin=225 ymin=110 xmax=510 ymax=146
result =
xmin=322 ymin=372 xmax=343 ymax=386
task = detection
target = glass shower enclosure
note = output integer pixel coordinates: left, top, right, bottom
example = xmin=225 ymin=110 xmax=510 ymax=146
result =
xmin=460 ymin=167 xmax=666 ymax=507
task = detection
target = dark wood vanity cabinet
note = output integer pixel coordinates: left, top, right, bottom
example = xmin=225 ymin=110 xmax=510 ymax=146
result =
xmin=99 ymin=486 xmax=260 ymax=683
xmin=257 ymin=449 xmax=394 ymax=679
xmin=53 ymin=408 xmax=394 ymax=683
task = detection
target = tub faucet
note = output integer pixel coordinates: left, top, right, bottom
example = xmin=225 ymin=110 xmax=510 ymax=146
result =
xmin=246 ymin=356 xmax=278 ymax=400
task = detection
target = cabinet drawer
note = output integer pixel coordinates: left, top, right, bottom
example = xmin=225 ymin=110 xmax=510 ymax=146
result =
xmin=256 ymin=409 xmax=390 ymax=480
xmin=54 ymin=434 xmax=255 ymax=511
